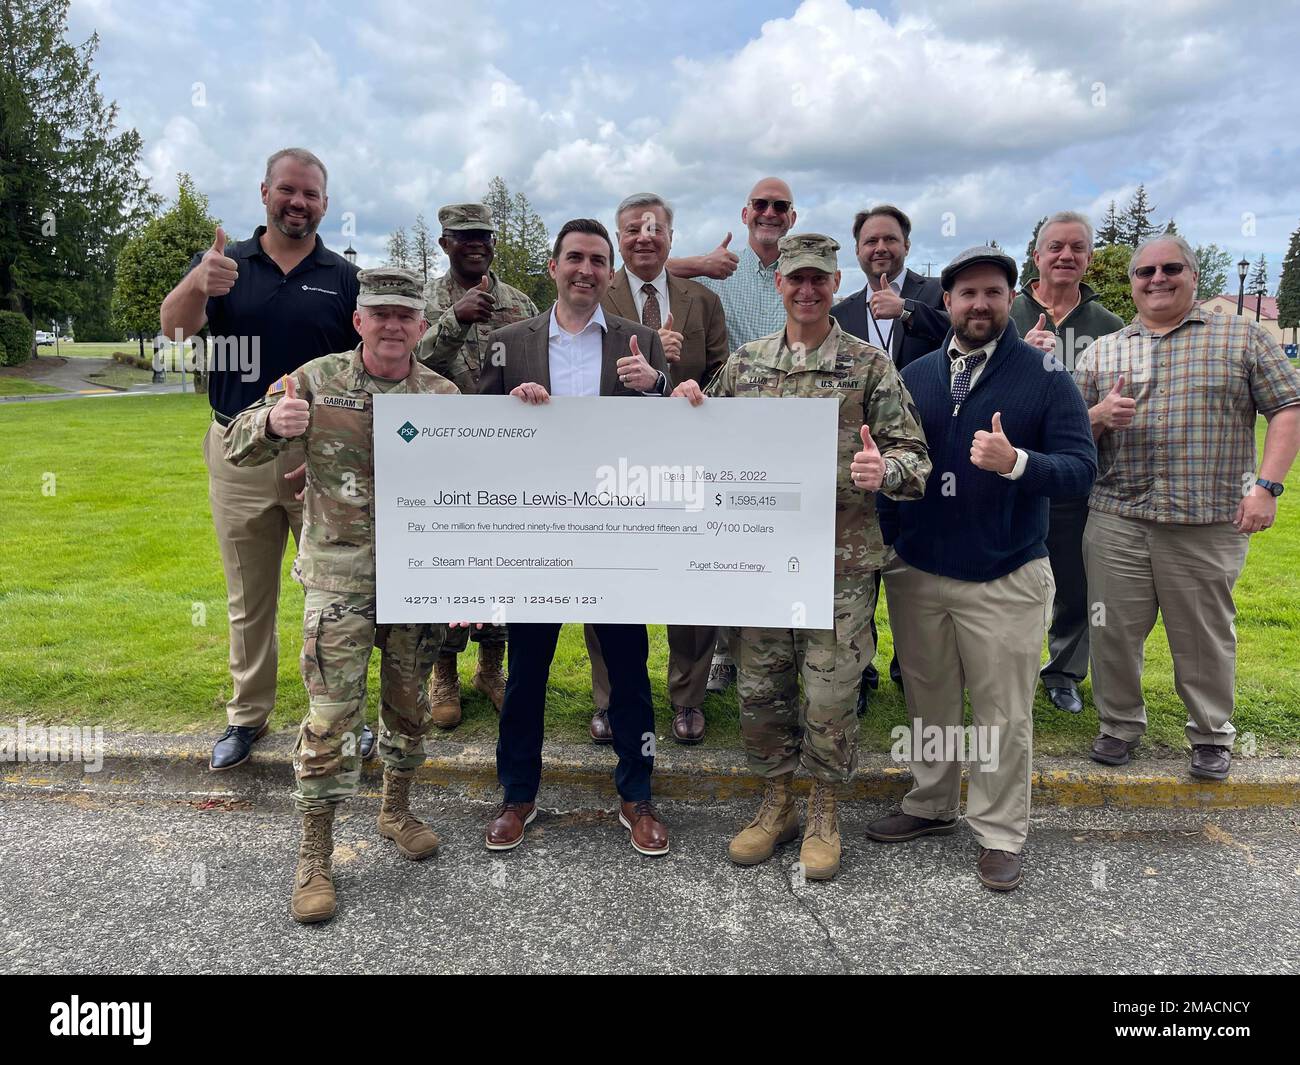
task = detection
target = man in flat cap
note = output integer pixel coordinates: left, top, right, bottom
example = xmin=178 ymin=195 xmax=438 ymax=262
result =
xmin=866 ymin=247 xmax=1096 ymax=892
xmin=674 ymin=233 xmax=930 ymax=881
xmin=225 ymin=267 xmax=459 ymax=924
xmin=416 ymin=203 xmax=539 ymax=730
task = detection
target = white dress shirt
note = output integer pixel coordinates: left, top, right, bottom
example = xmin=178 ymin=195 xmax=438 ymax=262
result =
xmin=628 ymin=268 xmax=670 ymax=326
xmin=947 ymin=332 xmax=1028 ymax=480
xmin=548 ymin=304 xmax=607 ymax=397
xmin=864 ymin=268 xmax=905 ymax=353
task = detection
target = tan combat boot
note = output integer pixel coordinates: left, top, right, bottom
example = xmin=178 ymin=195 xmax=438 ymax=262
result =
xmin=472 ymin=642 xmax=507 ymax=713
xmin=291 ymin=807 xmax=336 ymax=924
xmin=428 ymin=654 xmax=462 ymax=729
xmin=377 ymin=767 xmax=441 ymax=859
xmin=800 ymin=781 xmax=841 ymax=880
xmin=728 ymin=772 xmax=800 ymax=865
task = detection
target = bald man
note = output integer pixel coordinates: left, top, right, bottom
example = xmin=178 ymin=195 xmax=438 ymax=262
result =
xmin=668 ymin=176 xmax=798 ymax=692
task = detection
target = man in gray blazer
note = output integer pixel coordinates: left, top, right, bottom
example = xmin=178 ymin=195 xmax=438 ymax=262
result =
xmin=477 ymin=218 xmax=673 ymax=858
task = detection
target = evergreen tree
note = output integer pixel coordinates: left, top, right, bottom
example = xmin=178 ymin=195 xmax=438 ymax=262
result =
xmin=481 ymin=176 xmax=555 ymax=308
xmin=1275 ymin=223 xmax=1300 ymax=344
xmin=1020 ymin=216 xmax=1047 ymax=288
xmin=1095 ymin=201 xmax=1121 ymax=247
xmin=1162 ymin=218 xmax=1178 ymax=235
xmin=1119 ymin=185 xmax=1158 ymax=247
xmin=1083 ymin=244 xmax=1135 ymax=322
xmin=386 ymin=226 xmax=410 ymax=269
xmin=0 ymin=0 xmax=158 ymax=332
xmin=410 ymin=213 xmax=433 ymax=281
xmin=1248 ymin=253 xmax=1269 ymax=296
xmin=1194 ymin=243 xmax=1233 ymax=302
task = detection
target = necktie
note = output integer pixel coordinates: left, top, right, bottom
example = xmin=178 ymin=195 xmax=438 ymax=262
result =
xmin=950 ymin=351 xmax=987 ymax=415
xmin=641 ymin=284 xmax=662 ymax=330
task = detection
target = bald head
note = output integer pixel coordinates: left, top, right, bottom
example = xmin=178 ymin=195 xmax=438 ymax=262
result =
xmin=742 ymin=176 xmax=797 ymax=263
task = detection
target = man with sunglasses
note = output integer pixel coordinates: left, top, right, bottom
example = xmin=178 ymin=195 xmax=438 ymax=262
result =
xmin=1077 ymin=235 xmax=1300 ymax=781
xmin=1010 ymin=212 xmax=1124 ymax=717
xmin=415 ymin=203 xmax=539 ymax=729
xmin=669 ymin=177 xmax=798 ymax=694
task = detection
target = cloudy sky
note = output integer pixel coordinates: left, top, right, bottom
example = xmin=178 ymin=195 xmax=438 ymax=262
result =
xmin=72 ymin=0 xmax=1299 ymax=293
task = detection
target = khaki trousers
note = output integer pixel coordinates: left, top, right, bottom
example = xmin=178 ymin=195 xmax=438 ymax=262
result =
xmin=586 ymin=624 xmax=717 ymax=711
xmin=203 ymin=421 xmax=305 ymax=728
xmin=1083 ymin=510 xmax=1249 ymax=747
xmin=885 ymin=556 xmax=1054 ymax=854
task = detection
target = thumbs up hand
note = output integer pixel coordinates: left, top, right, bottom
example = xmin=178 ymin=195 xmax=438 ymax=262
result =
xmin=269 ymin=375 xmax=311 ymax=439
xmin=868 ymin=270 xmax=905 ymax=320
xmin=195 ymin=225 xmax=239 ymax=297
xmin=1025 ymin=312 xmax=1057 ymax=354
xmin=616 ymin=334 xmax=659 ymax=392
xmin=452 ymin=272 xmax=495 ymax=325
xmin=851 ymin=423 xmax=886 ymax=491
xmin=699 ymin=232 xmax=739 ymax=279
xmin=970 ymin=411 xmax=1018 ymax=474
xmin=1095 ymin=373 xmax=1136 ymax=430
xmin=658 ymin=309 xmax=683 ymax=364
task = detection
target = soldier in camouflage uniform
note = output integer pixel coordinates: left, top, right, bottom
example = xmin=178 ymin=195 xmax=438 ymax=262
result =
xmin=415 ymin=203 xmax=539 ymax=728
xmin=675 ymin=234 xmax=930 ymax=880
xmin=225 ymin=267 xmax=459 ymax=924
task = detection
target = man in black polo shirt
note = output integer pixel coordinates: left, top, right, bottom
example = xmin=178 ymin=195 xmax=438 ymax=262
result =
xmin=160 ymin=147 xmax=362 ymax=771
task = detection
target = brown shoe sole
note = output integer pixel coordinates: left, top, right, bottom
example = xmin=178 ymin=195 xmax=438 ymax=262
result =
xmin=290 ymin=899 xmax=336 ymax=924
xmin=1189 ymin=761 xmax=1231 ymax=782
xmin=618 ymin=811 xmax=670 ymax=856
xmin=1089 ymin=739 xmax=1141 ymax=766
xmin=728 ymin=821 xmax=800 ymax=866
xmin=209 ymin=723 xmax=269 ymax=772
xmin=378 ymin=824 xmax=440 ymax=861
xmin=485 ymin=807 xmax=537 ymax=851
xmin=978 ymin=868 xmax=1023 ymax=892
xmin=864 ymin=819 xmax=958 ymax=843
xmin=672 ymin=730 xmax=704 ymax=746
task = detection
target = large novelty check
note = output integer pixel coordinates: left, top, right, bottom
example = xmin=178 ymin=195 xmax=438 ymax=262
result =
xmin=373 ymin=395 xmax=838 ymax=627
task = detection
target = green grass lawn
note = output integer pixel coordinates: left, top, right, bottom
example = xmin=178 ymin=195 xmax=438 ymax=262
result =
xmin=82 ymin=365 xmax=160 ymax=390
xmin=1 ymin=392 xmax=1297 ymax=756
xmin=43 ymin=341 xmax=144 ymax=359
xmin=0 ymin=378 xmax=65 ymax=396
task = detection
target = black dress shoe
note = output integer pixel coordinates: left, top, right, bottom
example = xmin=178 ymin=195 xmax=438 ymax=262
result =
xmin=977 ymin=847 xmax=1023 ymax=892
xmin=210 ymin=723 xmax=269 ymax=771
xmin=1090 ymin=733 xmax=1141 ymax=766
xmin=862 ymin=664 xmax=880 ymax=691
xmin=855 ymin=677 xmax=870 ymax=717
xmin=1045 ymin=684 xmax=1083 ymax=714
xmin=1190 ymin=744 xmax=1232 ymax=781
xmin=589 ymin=708 xmax=613 ymax=745
xmin=360 ymin=724 xmax=376 ymax=761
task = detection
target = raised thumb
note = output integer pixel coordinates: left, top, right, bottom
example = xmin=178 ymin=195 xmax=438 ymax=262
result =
xmin=1110 ymin=374 xmax=1126 ymax=395
xmin=212 ymin=226 xmax=226 ymax=255
xmin=629 ymin=334 xmax=642 ymax=359
xmin=283 ymin=375 xmax=297 ymax=401
xmin=664 ymin=312 xmax=675 ymax=332
xmin=720 ymin=232 xmax=732 ymax=249
xmin=1035 ymin=313 xmax=1046 ymax=330
xmin=859 ymin=424 xmax=875 ymax=448
xmin=478 ymin=274 xmax=490 ymax=291
xmin=992 ymin=411 xmax=1004 ymax=435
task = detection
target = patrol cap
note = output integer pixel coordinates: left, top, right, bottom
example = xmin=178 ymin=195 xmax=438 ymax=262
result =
xmin=940 ymin=245 xmax=1018 ymax=291
xmin=777 ymin=233 xmax=840 ymax=275
xmin=438 ymin=203 xmax=496 ymax=232
xmin=356 ymin=267 xmax=426 ymax=309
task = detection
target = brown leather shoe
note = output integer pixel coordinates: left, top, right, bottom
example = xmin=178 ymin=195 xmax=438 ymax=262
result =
xmin=671 ymin=705 xmax=705 ymax=745
xmin=485 ymin=801 xmax=536 ymax=851
xmin=864 ymin=809 xmax=959 ymax=842
xmin=1090 ymin=733 xmax=1141 ymax=766
xmin=619 ymin=800 xmax=669 ymax=856
xmin=589 ymin=708 xmax=613 ymax=744
xmin=1190 ymin=744 xmax=1232 ymax=781
xmin=977 ymin=847 xmax=1023 ymax=891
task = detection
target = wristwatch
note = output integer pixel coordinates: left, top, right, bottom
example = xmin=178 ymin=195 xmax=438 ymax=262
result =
xmin=1255 ymin=478 xmax=1285 ymax=497
xmin=899 ymin=300 xmax=915 ymax=327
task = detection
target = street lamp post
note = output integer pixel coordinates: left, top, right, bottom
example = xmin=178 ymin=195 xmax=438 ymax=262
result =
xmin=1256 ymin=284 xmax=1267 ymax=323
xmin=1236 ymin=257 xmax=1250 ymax=315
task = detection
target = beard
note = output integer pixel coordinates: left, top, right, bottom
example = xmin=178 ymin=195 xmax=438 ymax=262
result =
xmin=271 ymin=207 xmax=319 ymax=240
xmin=953 ymin=314 xmax=1002 ymax=348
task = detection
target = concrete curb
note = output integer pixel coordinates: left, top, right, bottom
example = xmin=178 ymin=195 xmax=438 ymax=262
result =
xmin=2 ymin=730 xmax=1297 ymax=809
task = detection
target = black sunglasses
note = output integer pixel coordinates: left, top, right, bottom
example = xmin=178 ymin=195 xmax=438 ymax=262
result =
xmin=749 ymin=198 xmax=792 ymax=214
xmin=1133 ymin=262 xmax=1186 ymax=279
xmin=447 ymin=229 xmax=495 ymax=244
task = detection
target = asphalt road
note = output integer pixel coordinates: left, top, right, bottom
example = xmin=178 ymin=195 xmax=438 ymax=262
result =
xmin=1 ymin=789 xmax=1296 ymax=974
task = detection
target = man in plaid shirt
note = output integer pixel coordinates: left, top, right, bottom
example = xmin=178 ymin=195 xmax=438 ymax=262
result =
xmin=1075 ymin=234 xmax=1300 ymax=780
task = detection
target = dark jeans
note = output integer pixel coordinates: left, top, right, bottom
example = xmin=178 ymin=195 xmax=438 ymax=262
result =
xmin=1041 ymin=496 xmax=1091 ymax=687
xmin=497 ymin=623 xmax=654 ymax=803
xmin=863 ymin=569 xmax=902 ymax=687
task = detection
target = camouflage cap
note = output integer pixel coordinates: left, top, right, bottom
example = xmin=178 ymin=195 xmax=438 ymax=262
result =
xmin=940 ymin=245 xmax=1018 ymax=291
xmin=777 ymin=233 xmax=840 ymax=275
xmin=356 ymin=267 xmax=426 ymax=309
xmin=438 ymin=203 xmax=496 ymax=232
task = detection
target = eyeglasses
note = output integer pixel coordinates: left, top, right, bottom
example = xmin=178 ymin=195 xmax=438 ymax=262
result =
xmin=1133 ymin=262 xmax=1186 ymax=279
xmin=447 ymin=230 xmax=495 ymax=244
xmin=749 ymin=198 xmax=792 ymax=214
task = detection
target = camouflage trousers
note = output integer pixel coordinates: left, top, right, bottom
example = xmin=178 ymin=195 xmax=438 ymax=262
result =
xmin=438 ymin=622 xmax=507 ymax=656
xmin=735 ymin=574 xmax=877 ymax=784
xmin=293 ymin=590 xmax=446 ymax=812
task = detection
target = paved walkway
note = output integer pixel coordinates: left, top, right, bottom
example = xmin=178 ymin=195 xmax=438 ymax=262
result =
xmin=1 ymin=356 xmax=192 ymax=403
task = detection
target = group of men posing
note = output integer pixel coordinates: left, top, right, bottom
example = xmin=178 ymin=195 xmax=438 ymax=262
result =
xmin=160 ymin=147 xmax=1300 ymax=923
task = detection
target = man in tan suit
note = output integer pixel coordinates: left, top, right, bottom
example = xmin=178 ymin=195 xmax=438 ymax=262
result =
xmin=583 ymin=193 xmax=729 ymax=746
xmin=477 ymin=218 xmax=673 ymax=857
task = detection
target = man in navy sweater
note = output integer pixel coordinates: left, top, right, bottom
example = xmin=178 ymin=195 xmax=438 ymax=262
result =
xmin=859 ymin=246 xmax=1096 ymax=892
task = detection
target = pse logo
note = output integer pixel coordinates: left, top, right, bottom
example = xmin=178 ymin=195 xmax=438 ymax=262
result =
xmin=397 ymin=421 xmax=419 ymax=443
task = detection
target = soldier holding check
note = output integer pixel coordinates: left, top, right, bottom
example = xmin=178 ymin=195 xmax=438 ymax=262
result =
xmin=673 ymin=234 xmax=930 ymax=880
xmin=224 ymin=268 xmax=458 ymax=924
